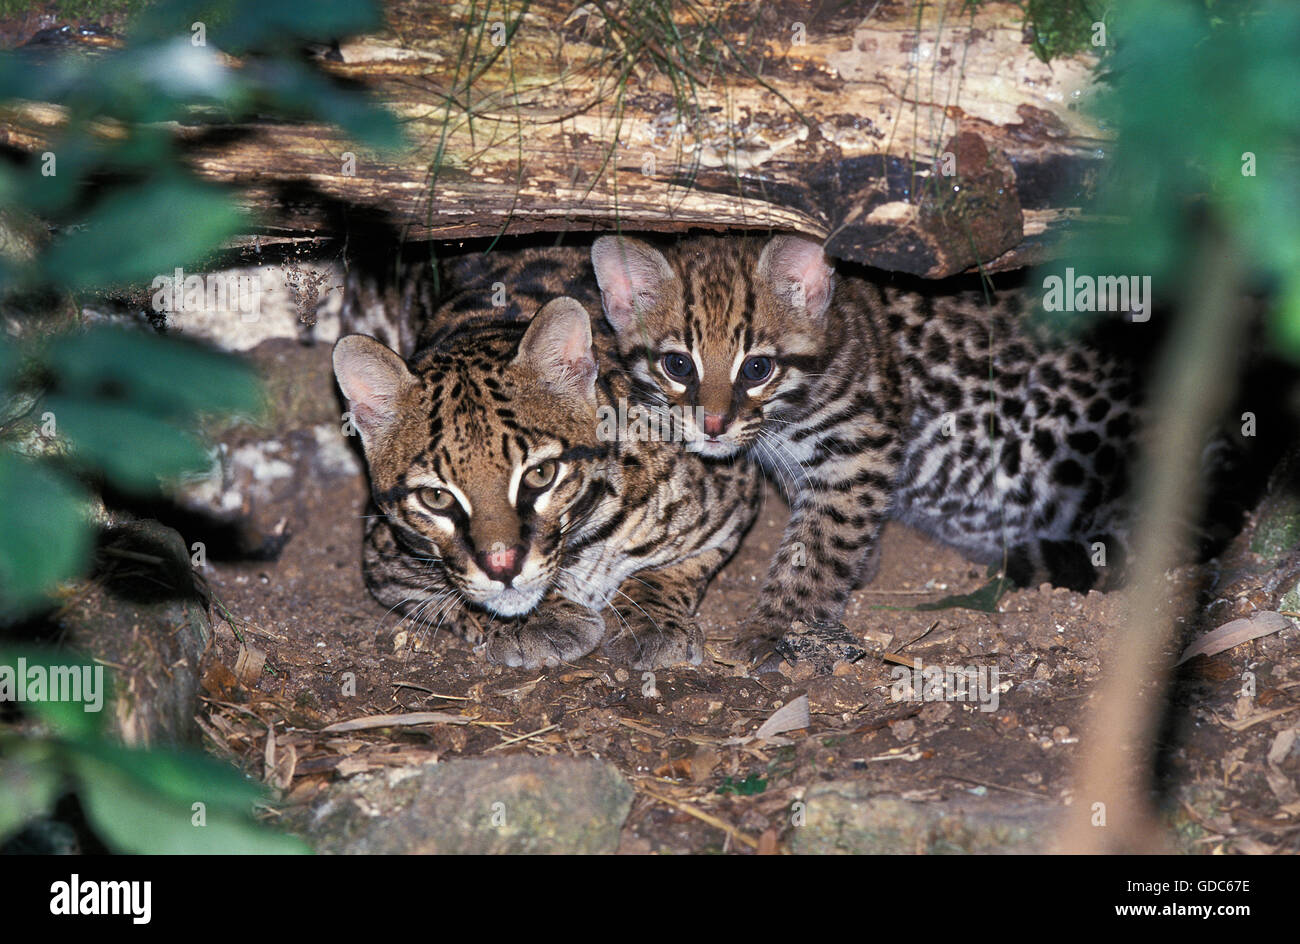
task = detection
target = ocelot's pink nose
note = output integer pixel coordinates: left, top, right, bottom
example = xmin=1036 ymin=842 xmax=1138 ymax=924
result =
xmin=477 ymin=544 xmax=524 ymax=584
xmin=702 ymin=412 xmax=727 ymax=436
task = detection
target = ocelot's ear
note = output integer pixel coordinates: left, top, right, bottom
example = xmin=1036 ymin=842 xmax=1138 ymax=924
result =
xmin=591 ymin=236 xmax=674 ymax=333
xmin=515 ymin=297 xmax=597 ymax=405
xmin=333 ymin=334 xmax=415 ymax=449
xmin=757 ymin=235 xmax=835 ymax=320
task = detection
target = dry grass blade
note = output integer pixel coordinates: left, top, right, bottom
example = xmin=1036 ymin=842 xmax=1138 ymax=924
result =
xmin=1214 ymin=705 xmax=1300 ymax=733
xmin=391 ymin=681 xmax=470 ymax=699
xmin=618 ymin=718 xmax=667 ymax=738
xmin=486 ymin=723 xmax=560 ymax=752
xmin=941 ymin=773 xmax=1051 ymax=801
xmin=320 ymin=711 xmax=469 ymax=733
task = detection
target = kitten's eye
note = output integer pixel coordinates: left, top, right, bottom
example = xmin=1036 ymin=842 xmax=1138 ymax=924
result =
xmin=661 ymin=352 xmax=694 ymax=381
xmin=741 ymin=355 xmax=774 ymax=383
xmin=418 ymin=487 xmax=456 ymax=513
xmin=522 ymin=460 xmax=558 ymax=491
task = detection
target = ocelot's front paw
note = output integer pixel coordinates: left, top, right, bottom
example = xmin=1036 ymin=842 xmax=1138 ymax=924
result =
xmin=602 ymin=618 xmax=703 ymax=670
xmin=734 ymin=615 xmax=787 ymax=667
xmin=484 ymin=607 xmax=605 ymax=668
xmin=736 ymin=616 xmax=866 ymax=674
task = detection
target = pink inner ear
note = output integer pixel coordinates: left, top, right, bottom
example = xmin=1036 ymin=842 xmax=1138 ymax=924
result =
xmin=334 ymin=340 xmax=410 ymax=438
xmin=349 ymin=400 xmax=388 ymax=433
xmin=520 ymin=299 xmax=597 ymax=398
xmin=551 ymin=325 xmax=597 ymax=391
xmin=592 ymin=238 xmax=670 ymax=330
xmin=594 ymin=258 xmax=638 ymax=321
xmin=559 ymin=324 xmax=590 ymax=367
xmin=601 ymin=269 xmax=635 ymax=315
xmin=341 ymin=372 xmax=397 ymax=436
xmin=786 ymin=240 xmax=830 ymax=283
xmin=341 ymin=362 xmax=397 ymax=412
xmin=772 ymin=238 xmax=833 ymax=312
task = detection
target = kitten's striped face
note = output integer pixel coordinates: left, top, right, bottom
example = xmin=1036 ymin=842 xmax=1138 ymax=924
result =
xmin=333 ymin=298 xmax=606 ymax=618
xmin=592 ymin=235 xmax=833 ymax=458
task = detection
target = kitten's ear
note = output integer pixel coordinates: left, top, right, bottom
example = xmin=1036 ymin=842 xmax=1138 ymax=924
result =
xmin=333 ymin=334 xmax=415 ymax=448
xmin=591 ymin=236 xmax=674 ymax=333
xmin=757 ymin=235 xmax=835 ymax=320
xmin=515 ymin=297 xmax=597 ymax=404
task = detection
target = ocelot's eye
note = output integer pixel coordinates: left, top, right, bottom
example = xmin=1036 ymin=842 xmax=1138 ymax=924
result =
xmin=741 ymin=355 xmax=774 ymax=383
xmin=661 ymin=352 xmax=694 ymax=381
xmin=522 ymin=460 xmax=558 ymax=491
xmin=418 ymin=487 xmax=456 ymax=513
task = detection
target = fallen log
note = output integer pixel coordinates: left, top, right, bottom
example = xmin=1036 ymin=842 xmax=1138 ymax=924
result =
xmin=0 ymin=1 xmax=1109 ymax=277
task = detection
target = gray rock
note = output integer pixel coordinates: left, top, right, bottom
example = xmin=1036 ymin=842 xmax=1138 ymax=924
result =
xmin=1250 ymin=450 xmax=1300 ymax=562
xmin=294 ymin=755 xmax=634 ymax=854
xmin=787 ymin=781 xmax=1051 ymax=854
xmin=1251 ymin=492 xmax=1300 ymax=562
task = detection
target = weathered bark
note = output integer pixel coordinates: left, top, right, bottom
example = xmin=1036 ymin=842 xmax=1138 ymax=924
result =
xmin=1 ymin=1 xmax=1108 ymax=277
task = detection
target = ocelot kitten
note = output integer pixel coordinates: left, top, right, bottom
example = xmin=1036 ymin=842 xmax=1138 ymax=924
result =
xmin=334 ymin=250 xmax=760 ymax=670
xmin=591 ymin=234 xmax=1143 ymax=657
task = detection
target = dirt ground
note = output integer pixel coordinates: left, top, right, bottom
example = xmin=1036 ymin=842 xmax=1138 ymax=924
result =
xmin=192 ymin=341 xmax=1300 ymax=854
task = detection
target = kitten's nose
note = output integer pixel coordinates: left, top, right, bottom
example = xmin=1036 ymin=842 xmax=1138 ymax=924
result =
xmin=702 ymin=412 xmax=727 ymax=436
xmin=477 ymin=544 xmax=525 ymax=584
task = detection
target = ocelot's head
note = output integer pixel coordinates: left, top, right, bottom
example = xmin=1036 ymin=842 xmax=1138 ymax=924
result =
xmin=591 ymin=234 xmax=835 ymax=459
xmin=333 ymin=298 xmax=607 ymax=617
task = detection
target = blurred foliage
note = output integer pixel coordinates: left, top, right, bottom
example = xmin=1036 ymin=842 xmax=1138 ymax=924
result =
xmin=1020 ymin=0 xmax=1103 ymax=63
xmin=0 ymin=0 xmax=401 ymax=612
xmin=975 ymin=0 xmax=1279 ymax=65
xmin=956 ymin=0 xmax=1103 ymax=64
xmin=0 ymin=0 xmax=403 ymax=853
xmin=1036 ymin=0 xmax=1300 ymax=357
xmin=0 ymin=647 xmax=308 ymax=852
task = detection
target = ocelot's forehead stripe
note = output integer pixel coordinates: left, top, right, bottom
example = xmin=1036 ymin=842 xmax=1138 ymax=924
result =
xmin=672 ymin=245 xmax=765 ymax=398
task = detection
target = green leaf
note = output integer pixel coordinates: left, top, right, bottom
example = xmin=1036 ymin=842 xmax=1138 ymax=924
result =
xmin=1271 ymin=276 xmax=1300 ymax=361
xmin=253 ymin=60 xmax=405 ymax=151
xmin=716 ymin=774 xmax=767 ymax=796
xmin=0 ymin=739 xmax=64 ymax=844
xmin=11 ymin=133 xmax=101 ymax=217
xmin=211 ymin=0 xmax=383 ymax=52
xmin=74 ymin=739 xmax=266 ymax=812
xmin=0 ymin=647 xmax=110 ymax=740
xmin=42 ymin=396 xmax=212 ymax=491
xmin=39 ymin=178 xmax=243 ymax=290
xmin=0 ymin=332 xmax=17 ymax=386
xmin=0 ymin=453 xmax=92 ymax=616
xmin=71 ymin=748 xmax=311 ymax=854
xmin=45 ymin=326 xmax=263 ymax=420
xmin=915 ymin=577 xmax=1010 ymax=614
xmin=1040 ymin=0 xmax=1300 ymax=360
